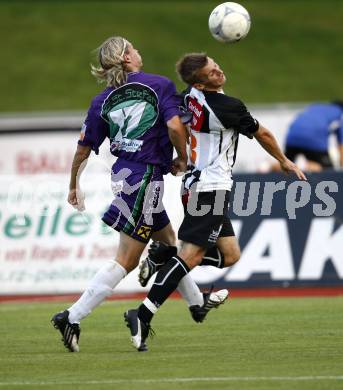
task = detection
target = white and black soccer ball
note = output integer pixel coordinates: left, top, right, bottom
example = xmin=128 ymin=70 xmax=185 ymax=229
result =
xmin=208 ymin=2 xmax=251 ymax=43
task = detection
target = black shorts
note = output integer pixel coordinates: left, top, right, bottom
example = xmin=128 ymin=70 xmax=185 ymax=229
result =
xmin=285 ymin=146 xmax=333 ymax=168
xmin=178 ymin=190 xmax=235 ymax=249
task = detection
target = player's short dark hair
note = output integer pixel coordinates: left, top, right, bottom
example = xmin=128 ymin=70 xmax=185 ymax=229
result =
xmin=176 ymin=53 xmax=208 ymax=85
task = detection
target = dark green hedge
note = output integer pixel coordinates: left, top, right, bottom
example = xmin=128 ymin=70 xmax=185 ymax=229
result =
xmin=1 ymin=0 xmax=342 ymax=111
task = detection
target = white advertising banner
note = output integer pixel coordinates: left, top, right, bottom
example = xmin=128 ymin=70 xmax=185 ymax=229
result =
xmin=1 ymin=171 xmax=342 ymax=295
xmin=1 ymin=107 xmax=342 ymax=295
xmin=0 ymin=132 xmax=113 ymax=175
xmin=0 ymin=172 xmax=185 ymax=294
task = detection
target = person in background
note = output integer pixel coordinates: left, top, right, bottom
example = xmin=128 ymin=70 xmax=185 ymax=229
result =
xmin=284 ymin=101 xmax=343 ymax=171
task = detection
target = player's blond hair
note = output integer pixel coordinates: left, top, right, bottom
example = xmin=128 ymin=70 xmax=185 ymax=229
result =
xmin=91 ymin=36 xmax=129 ymax=88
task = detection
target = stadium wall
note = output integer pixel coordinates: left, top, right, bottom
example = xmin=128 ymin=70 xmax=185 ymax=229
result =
xmin=0 ymin=107 xmax=342 ymax=296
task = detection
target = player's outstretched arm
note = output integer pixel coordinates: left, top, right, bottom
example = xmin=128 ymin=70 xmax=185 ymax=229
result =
xmin=68 ymin=144 xmax=92 ymax=210
xmin=254 ymin=124 xmax=307 ymax=180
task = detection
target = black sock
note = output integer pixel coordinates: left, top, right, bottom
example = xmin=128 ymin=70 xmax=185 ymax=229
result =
xmin=200 ymin=246 xmax=224 ymax=268
xmin=138 ymin=256 xmax=190 ymax=324
xmin=148 ymin=242 xmax=177 ymax=268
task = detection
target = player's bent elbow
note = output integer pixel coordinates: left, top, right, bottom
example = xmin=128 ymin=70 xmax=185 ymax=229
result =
xmin=167 ymin=115 xmax=185 ymax=134
xmin=254 ymin=125 xmax=270 ymax=141
xmin=76 ymin=145 xmax=92 ymax=159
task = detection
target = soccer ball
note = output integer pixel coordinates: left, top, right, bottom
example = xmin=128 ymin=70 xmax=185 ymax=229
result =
xmin=208 ymin=2 xmax=251 ymax=43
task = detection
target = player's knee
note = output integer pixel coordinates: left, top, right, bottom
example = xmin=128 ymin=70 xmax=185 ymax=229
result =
xmin=179 ymin=247 xmax=205 ymax=269
xmin=152 ymin=224 xmax=176 ymax=246
xmin=185 ymin=254 xmax=203 ymax=269
xmin=165 ymin=229 xmax=176 ymax=246
xmin=223 ymin=246 xmax=241 ymax=266
xmin=116 ymin=255 xmax=139 ymax=273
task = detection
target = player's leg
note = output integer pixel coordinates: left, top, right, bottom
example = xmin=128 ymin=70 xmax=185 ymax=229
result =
xmin=139 ymin=191 xmax=232 ymax=318
xmin=67 ymin=232 xmax=145 ymax=323
xmin=125 ymin=241 xmax=205 ymax=351
xmin=139 ymin=240 xmax=228 ymax=321
xmin=138 ymin=188 xmax=226 ymax=282
xmin=140 ymin=233 xmax=239 ymax=278
xmin=51 ymin=232 xmax=146 ymax=352
xmin=140 ymin=224 xmax=205 ymax=308
xmin=186 ymin=236 xmax=236 ymax=323
xmin=200 ymin=236 xmax=241 ymax=268
xmin=138 ymin=240 xmax=176 ymax=286
xmin=138 ymin=224 xmax=178 ymax=286
xmin=52 ymin=161 xmax=153 ymax=352
xmin=125 ymin=191 xmax=230 ymax=350
xmin=140 ymin=191 xmax=236 ymax=275
xmin=147 ymin=190 xmax=232 ymax=318
xmin=201 ymin=215 xmax=240 ymax=268
xmin=132 ymin=241 xmax=206 ymax=325
xmin=216 ymin=235 xmax=241 ymax=267
xmin=151 ymin=222 xmax=175 ymax=245
xmin=186 ymin=221 xmax=240 ymax=320
xmin=186 ymin=218 xmax=237 ymax=322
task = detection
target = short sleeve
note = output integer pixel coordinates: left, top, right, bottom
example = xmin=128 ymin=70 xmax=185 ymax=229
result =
xmin=204 ymin=93 xmax=259 ymax=139
xmin=159 ymin=79 xmax=182 ymax=123
xmin=234 ymin=100 xmax=259 ymax=139
xmin=78 ymin=97 xmax=109 ymax=154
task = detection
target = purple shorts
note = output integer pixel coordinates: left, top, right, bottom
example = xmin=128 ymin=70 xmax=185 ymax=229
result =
xmin=102 ymin=159 xmax=170 ymax=243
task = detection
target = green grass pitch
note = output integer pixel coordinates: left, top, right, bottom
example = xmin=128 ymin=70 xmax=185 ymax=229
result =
xmin=1 ymin=0 xmax=343 ymax=112
xmin=0 ymin=297 xmax=342 ymax=389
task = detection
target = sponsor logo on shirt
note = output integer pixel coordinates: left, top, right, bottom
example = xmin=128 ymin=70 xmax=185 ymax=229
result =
xmin=188 ymin=97 xmax=204 ymax=132
xmin=111 ymin=138 xmax=143 ymax=153
xmin=111 ymin=180 xmax=124 ymax=194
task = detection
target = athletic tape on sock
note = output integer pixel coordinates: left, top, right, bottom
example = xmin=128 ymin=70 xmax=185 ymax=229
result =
xmin=143 ymin=298 xmax=158 ymax=314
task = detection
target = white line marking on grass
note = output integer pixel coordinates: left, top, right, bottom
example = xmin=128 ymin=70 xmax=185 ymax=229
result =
xmin=0 ymin=376 xmax=342 ymax=386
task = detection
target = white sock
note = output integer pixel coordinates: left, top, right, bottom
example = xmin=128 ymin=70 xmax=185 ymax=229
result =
xmin=177 ymin=273 xmax=204 ymax=307
xmin=68 ymin=260 xmax=127 ymax=323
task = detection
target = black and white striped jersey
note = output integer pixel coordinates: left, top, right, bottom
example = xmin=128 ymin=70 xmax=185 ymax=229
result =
xmin=182 ymin=87 xmax=259 ymax=191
